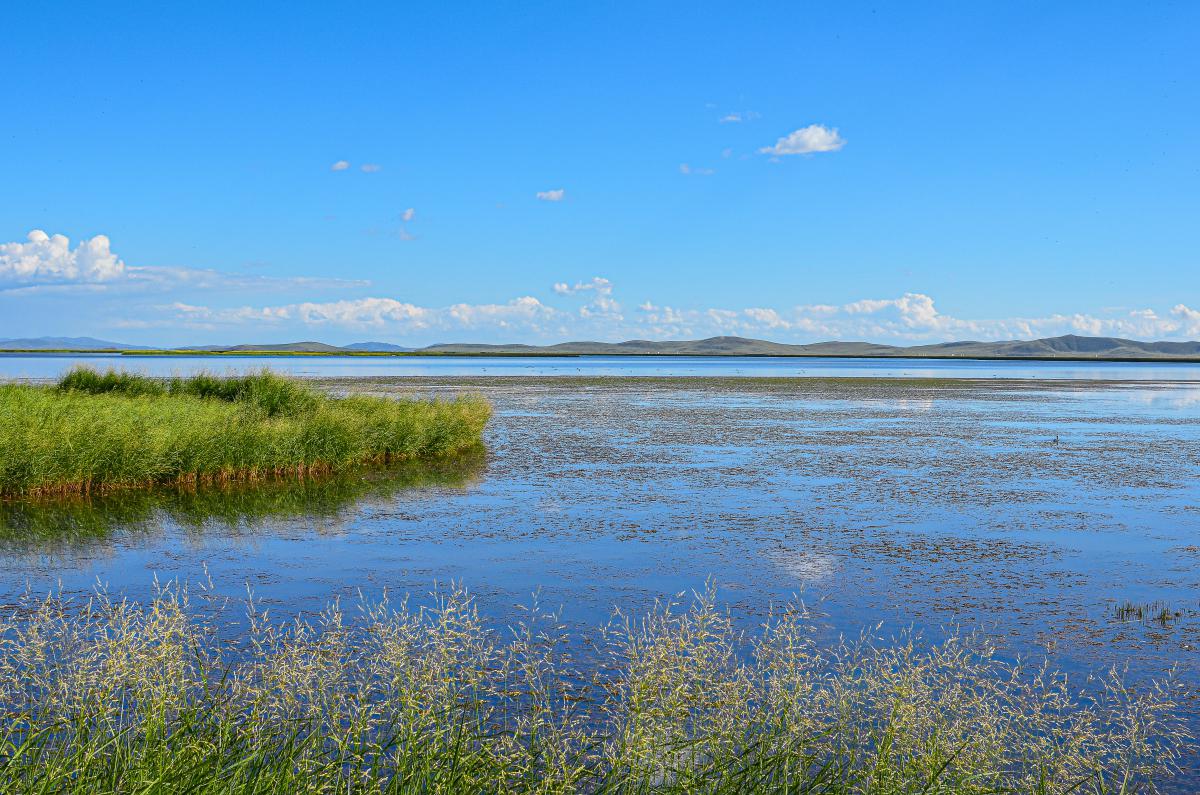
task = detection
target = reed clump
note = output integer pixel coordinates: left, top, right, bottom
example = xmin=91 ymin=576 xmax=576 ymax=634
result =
xmin=0 ymin=585 xmax=1187 ymax=793
xmin=0 ymin=369 xmax=490 ymax=497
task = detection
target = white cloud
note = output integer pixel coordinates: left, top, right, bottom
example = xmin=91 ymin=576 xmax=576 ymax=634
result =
xmin=0 ymin=229 xmax=367 ymax=293
xmin=134 ymin=267 xmax=367 ymax=292
xmin=742 ymin=307 xmax=791 ymax=328
xmin=551 ymin=277 xmax=621 ymax=321
xmin=579 ymin=294 xmax=623 ymax=321
xmin=168 ymin=295 xmax=560 ymax=331
xmin=400 ymin=208 xmax=415 ymax=222
xmin=844 ymin=293 xmax=941 ymax=328
xmin=0 ymin=230 xmax=125 ymax=283
xmin=679 ymin=163 xmax=714 ymax=176
xmin=536 ymin=189 xmax=565 ymax=202
xmin=629 ymin=293 xmax=1200 ymax=343
xmin=330 ymin=160 xmax=350 ymax=171
xmin=553 ymin=277 xmax=612 ymax=296
xmin=360 ymin=163 xmax=381 ymax=173
xmin=719 ymin=111 xmax=758 ymax=124
xmin=91 ymin=267 xmax=1200 ymax=345
xmin=759 ymin=124 xmax=846 ymax=156
xmin=1173 ymin=304 xmax=1200 ymax=335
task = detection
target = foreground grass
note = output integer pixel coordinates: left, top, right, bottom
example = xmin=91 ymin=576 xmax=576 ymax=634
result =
xmin=0 ymin=369 xmax=490 ymax=497
xmin=0 ymin=586 xmax=1187 ymax=793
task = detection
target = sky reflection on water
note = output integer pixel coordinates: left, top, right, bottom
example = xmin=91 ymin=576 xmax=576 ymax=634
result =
xmin=5 ymin=352 xmax=1200 ymax=381
xmin=0 ymin=375 xmax=1196 ymax=688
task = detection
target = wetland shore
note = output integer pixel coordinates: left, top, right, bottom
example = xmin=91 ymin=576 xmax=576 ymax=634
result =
xmin=2 ymin=373 xmax=1198 ymax=789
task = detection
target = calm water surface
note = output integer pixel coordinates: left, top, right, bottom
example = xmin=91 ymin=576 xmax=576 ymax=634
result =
xmin=4 ymin=352 xmax=1200 ymax=380
xmin=2 ymin=375 xmax=1197 ymax=658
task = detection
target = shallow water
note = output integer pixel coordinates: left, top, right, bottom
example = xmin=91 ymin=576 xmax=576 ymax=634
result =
xmin=5 ymin=374 xmax=1200 ymax=778
xmin=5 ymin=351 xmax=1200 ymax=380
xmin=2 ymin=374 xmax=1198 ymax=676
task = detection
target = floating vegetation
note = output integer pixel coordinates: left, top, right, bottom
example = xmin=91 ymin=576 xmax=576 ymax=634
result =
xmin=0 ymin=585 xmax=1188 ymax=793
xmin=0 ymin=369 xmax=490 ymax=497
xmin=1113 ymin=600 xmax=1184 ymax=627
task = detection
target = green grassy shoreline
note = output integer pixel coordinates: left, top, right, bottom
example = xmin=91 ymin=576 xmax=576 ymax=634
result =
xmin=0 ymin=369 xmax=489 ymax=497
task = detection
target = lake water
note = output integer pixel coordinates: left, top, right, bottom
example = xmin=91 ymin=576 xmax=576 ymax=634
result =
xmin=3 ymin=375 xmax=1198 ymax=656
xmin=3 ymin=364 xmax=1200 ymax=781
xmin=4 ymin=351 xmax=1200 ymax=380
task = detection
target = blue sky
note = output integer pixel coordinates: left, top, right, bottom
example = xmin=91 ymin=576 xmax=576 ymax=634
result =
xmin=2 ymin=1 xmax=1197 ymax=346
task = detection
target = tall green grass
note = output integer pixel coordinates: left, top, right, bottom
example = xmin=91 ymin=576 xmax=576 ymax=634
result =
xmin=0 ymin=369 xmax=490 ymax=497
xmin=0 ymin=585 xmax=1187 ymax=793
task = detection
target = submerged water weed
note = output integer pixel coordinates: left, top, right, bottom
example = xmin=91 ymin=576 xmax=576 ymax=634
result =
xmin=0 ymin=585 xmax=1187 ymax=793
xmin=0 ymin=369 xmax=490 ymax=496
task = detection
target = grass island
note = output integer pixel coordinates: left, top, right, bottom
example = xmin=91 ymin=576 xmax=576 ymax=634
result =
xmin=0 ymin=369 xmax=490 ymax=497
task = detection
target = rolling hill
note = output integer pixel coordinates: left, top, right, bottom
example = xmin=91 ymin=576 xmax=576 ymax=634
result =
xmin=0 ymin=336 xmax=135 ymax=350
xmin=421 ymin=334 xmax=1200 ymax=359
xmin=5 ymin=334 xmax=1199 ymax=360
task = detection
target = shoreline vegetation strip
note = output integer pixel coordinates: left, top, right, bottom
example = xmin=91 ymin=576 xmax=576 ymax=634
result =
xmin=0 ymin=584 xmax=1187 ymax=792
xmin=0 ymin=368 xmax=490 ymax=497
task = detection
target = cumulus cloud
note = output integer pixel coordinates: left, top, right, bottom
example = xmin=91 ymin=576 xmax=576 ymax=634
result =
xmin=103 ymin=267 xmax=1200 ymax=345
xmin=579 ymin=294 xmax=622 ymax=320
xmin=628 ymin=293 xmax=1200 ymax=343
xmin=0 ymin=229 xmax=366 ymax=294
xmin=360 ymin=163 xmax=381 ymax=173
xmin=0 ymin=230 xmax=125 ymax=283
xmin=759 ymin=124 xmax=846 ymax=156
xmin=1172 ymin=304 xmax=1200 ymax=335
xmin=330 ymin=160 xmax=350 ymax=171
xmin=553 ymin=277 xmax=621 ymax=319
xmin=401 ymin=208 xmax=415 ymax=222
xmin=536 ymin=189 xmax=565 ymax=202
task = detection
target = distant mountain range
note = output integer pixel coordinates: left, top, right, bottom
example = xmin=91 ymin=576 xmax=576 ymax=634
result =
xmin=3 ymin=334 xmax=1200 ymax=360
xmin=342 ymin=341 xmax=415 ymax=352
xmin=0 ymin=338 xmax=412 ymax=353
xmin=419 ymin=334 xmax=1200 ymax=359
xmin=0 ymin=336 xmax=137 ymax=350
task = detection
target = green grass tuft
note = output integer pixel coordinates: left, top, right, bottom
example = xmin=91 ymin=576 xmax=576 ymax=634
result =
xmin=0 ymin=368 xmax=490 ymax=496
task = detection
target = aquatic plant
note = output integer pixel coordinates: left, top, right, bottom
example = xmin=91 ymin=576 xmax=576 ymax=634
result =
xmin=0 ymin=584 xmax=1187 ymax=793
xmin=0 ymin=369 xmax=490 ymax=497
xmin=1113 ymin=600 xmax=1184 ymax=628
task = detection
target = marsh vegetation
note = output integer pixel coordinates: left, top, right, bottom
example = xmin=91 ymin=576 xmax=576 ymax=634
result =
xmin=0 ymin=369 xmax=489 ymax=497
xmin=0 ymin=584 xmax=1187 ymax=793
xmin=1 ymin=374 xmax=1198 ymax=791
xmin=1113 ymin=601 xmax=1185 ymax=628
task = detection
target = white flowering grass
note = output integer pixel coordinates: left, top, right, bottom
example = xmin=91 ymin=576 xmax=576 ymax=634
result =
xmin=0 ymin=584 xmax=1187 ymax=793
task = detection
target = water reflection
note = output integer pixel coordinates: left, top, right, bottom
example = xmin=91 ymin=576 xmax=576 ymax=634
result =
xmin=4 ymin=352 xmax=1200 ymax=380
xmin=0 ymin=448 xmax=485 ymax=556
